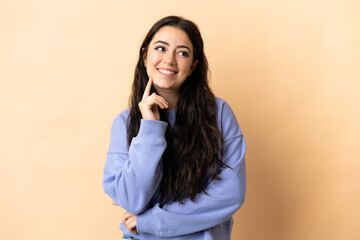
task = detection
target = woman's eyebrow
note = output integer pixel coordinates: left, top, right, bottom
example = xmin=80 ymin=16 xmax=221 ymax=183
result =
xmin=153 ymin=40 xmax=191 ymax=53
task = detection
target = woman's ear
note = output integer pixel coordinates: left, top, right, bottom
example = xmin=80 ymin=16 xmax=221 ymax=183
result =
xmin=142 ymin=48 xmax=147 ymax=67
xmin=189 ymin=60 xmax=199 ymax=76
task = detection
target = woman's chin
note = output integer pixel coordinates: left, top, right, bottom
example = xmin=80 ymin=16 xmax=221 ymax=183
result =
xmin=153 ymin=81 xmax=176 ymax=91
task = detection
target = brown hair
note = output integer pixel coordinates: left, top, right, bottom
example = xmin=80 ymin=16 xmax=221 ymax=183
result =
xmin=127 ymin=16 xmax=227 ymax=204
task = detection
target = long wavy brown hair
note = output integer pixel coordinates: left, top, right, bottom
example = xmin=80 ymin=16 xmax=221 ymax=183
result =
xmin=127 ymin=16 xmax=227 ymax=204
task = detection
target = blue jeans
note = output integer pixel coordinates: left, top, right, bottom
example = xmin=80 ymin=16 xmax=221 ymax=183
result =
xmin=123 ymin=234 xmax=140 ymax=240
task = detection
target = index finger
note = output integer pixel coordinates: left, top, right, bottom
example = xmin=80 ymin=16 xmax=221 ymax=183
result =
xmin=142 ymin=77 xmax=153 ymax=100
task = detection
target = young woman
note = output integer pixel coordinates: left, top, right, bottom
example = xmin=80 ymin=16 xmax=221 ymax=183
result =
xmin=103 ymin=16 xmax=246 ymax=240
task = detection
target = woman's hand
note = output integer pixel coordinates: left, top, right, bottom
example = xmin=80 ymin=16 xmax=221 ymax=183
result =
xmin=111 ymin=202 xmax=138 ymax=235
xmin=123 ymin=211 xmax=138 ymax=235
xmin=138 ymin=78 xmax=168 ymax=120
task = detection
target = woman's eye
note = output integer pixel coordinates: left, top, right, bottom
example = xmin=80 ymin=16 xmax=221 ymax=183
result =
xmin=155 ymin=46 xmax=165 ymax=51
xmin=178 ymin=51 xmax=189 ymax=57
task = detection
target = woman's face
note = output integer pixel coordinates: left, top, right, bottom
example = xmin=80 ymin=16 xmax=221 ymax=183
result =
xmin=144 ymin=26 xmax=198 ymax=93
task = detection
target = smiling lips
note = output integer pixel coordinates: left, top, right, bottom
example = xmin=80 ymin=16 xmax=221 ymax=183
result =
xmin=158 ymin=68 xmax=177 ymax=75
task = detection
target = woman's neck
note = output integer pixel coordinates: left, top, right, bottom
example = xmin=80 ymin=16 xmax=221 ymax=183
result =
xmin=155 ymin=88 xmax=179 ymax=111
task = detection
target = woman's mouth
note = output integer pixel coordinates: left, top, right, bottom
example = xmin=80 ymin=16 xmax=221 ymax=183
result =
xmin=158 ymin=68 xmax=177 ymax=75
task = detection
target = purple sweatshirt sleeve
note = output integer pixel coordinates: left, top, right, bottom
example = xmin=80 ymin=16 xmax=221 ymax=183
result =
xmin=103 ymin=111 xmax=168 ymax=214
xmin=136 ymin=100 xmax=246 ymax=237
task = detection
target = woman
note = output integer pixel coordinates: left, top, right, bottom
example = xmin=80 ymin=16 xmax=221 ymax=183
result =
xmin=103 ymin=16 xmax=246 ymax=240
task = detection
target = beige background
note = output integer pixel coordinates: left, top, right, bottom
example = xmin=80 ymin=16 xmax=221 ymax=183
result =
xmin=1 ymin=0 xmax=359 ymax=239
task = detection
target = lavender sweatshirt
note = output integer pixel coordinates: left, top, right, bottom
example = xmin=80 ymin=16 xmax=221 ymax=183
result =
xmin=103 ymin=97 xmax=246 ymax=239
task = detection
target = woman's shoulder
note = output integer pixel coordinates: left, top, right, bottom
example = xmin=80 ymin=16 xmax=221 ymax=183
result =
xmin=214 ymin=96 xmax=243 ymax=137
xmin=107 ymin=108 xmax=131 ymax=151
xmin=110 ymin=108 xmax=130 ymax=131
xmin=115 ymin=107 xmax=131 ymax=121
xmin=215 ymin=97 xmax=234 ymax=117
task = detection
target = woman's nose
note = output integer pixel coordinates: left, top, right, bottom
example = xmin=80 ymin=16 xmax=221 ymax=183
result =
xmin=163 ymin=52 xmax=176 ymax=65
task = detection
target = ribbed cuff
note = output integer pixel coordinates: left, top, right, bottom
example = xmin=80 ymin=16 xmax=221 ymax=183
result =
xmin=134 ymin=119 xmax=168 ymax=141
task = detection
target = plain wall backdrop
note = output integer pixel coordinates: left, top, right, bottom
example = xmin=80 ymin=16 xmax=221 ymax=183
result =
xmin=1 ymin=0 xmax=359 ymax=239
